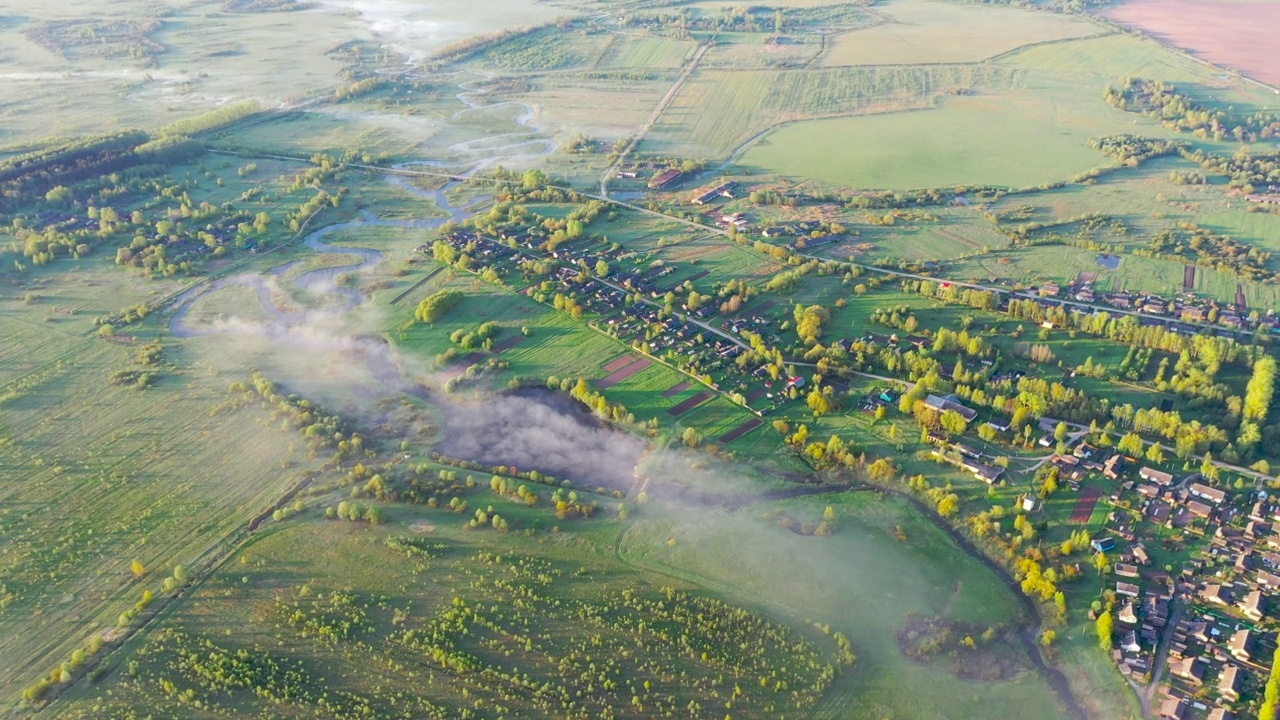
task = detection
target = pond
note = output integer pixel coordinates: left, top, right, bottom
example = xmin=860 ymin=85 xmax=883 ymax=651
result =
xmin=1096 ymin=253 xmax=1121 ymax=270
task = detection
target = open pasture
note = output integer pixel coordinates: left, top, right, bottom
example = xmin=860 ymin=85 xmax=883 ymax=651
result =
xmin=0 ymin=320 xmax=319 ymax=701
xmin=820 ymin=0 xmax=1103 ymax=66
xmin=474 ymin=27 xmax=614 ymax=72
xmin=595 ymin=35 xmax=694 ymax=69
xmin=52 ymin=505 xmax=851 ymax=719
xmin=740 ymin=90 xmax=1114 ymax=190
xmin=701 ymin=34 xmax=823 ymax=69
xmin=625 ymin=492 xmax=1073 ymax=720
xmin=998 ymin=31 xmax=1280 ymax=110
xmin=645 ymin=64 xmax=1021 ymax=160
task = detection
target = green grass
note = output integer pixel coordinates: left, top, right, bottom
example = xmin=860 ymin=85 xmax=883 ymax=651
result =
xmin=820 ymin=0 xmax=1104 ymax=66
xmin=740 ymin=92 xmax=1122 ymax=190
xmin=596 ymin=35 xmax=694 ymax=69
xmin=644 ymin=64 xmax=1021 ymax=160
xmin=52 ymin=500 xmax=861 ymax=719
xmin=624 ymin=492 xmax=1074 ymax=720
xmin=0 ymin=316 xmax=322 ymax=699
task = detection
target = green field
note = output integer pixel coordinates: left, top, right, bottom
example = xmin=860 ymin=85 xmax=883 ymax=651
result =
xmin=597 ymin=35 xmax=694 ymax=69
xmin=625 ymin=492 xmax=1073 ymax=720
xmin=821 ymin=0 xmax=1103 ymax=66
xmin=740 ymin=91 xmax=1127 ymax=190
xmin=644 ymin=64 xmax=1021 ymax=160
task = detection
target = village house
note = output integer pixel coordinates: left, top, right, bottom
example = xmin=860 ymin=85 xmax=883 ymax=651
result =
xmin=1172 ymin=656 xmax=1206 ymax=685
xmin=1240 ymin=589 xmax=1265 ymax=622
xmin=1258 ymin=570 xmax=1280 ymax=589
xmin=1117 ymin=582 xmax=1141 ymax=598
xmin=1189 ymin=483 xmax=1227 ymax=505
xmin=1157 ymin=696 xmax=1185 ymax=720
xmin=1218 ymin=664 xmax=1242 ymax=702
xmin=1201 ymin=583 xmax=1229 ymax=606
xmin=1118 ymin=600 xmax=1139 ymax=624
xmin=1228 ymin=628 xmax=1254 ymax=661
xmin=923 ymin=393 xmax=978 ymax=422
xmin=1207 ymin=707 xmax=1235 ymax=720
xmin=1104 ymin=454 xmax=1127 ymax=480
xmin=1115 ymin=562 xmax=1140 ymax=578
xmin=1132 ymin=543 xmax=1151 ymax=565
xmin=1140 ymin=467 xmax=1175 ymax=486
xmin=1186 ymin=500 xmax=1214 ymax=520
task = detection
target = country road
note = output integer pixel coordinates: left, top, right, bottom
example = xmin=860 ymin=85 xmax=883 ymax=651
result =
xmin=599 ymin=42 xmax=710 ymax=200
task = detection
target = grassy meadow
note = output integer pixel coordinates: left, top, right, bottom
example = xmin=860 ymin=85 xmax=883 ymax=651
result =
xmin=820 ymin=0 xmax=1103 ymax=66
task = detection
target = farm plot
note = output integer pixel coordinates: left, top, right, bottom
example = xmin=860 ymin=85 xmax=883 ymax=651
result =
xmin=1100 ymin=0 xmax=1280 ymax=87
xmin=643 ymin=64 xmax=1021 ymax=160
xmin=997 ymin=32 xmax=1280 ymax=110
xmin=595 ymin=35 xmax=694 ymax=69
xmin=739 ymin=90 xmax=1124 ymax=190
xmin=820 ymin=0 xmax=1103 ymax=66
xmin=474 ymin=27 xmax=614 ymax=71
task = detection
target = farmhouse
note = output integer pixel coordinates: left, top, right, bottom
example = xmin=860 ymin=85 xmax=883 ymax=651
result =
xmin=648 ymin=169 xmax=682 ymax=190
xmin=923 ymin=394 xmax=977 ymax=422
xmin=691 ymin=181 xmax=736 ymax=205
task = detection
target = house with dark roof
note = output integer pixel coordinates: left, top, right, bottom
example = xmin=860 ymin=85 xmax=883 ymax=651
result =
xmin=923 ymin=393 xmax=977 ymax=422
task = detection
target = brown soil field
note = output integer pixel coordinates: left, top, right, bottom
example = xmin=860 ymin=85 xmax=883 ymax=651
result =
xmin=1102 ymin=0 xmax=1280 ymax=87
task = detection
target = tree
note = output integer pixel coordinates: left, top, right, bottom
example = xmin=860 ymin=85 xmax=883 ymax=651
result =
xmin=937 ymin=493 xmax=959 ymax=517
xmin=594 ymin=259 xmax=609 ymax=278
xmin=807 ymin=389 xmax=830 ymax=417
xmin=1054 ymin=421 xmax=1068 ymax=443
xmin=1145 ymin=442 xmax=1166 ymax=464
xmin=867 ymin=458 xmax=898 ymax=482
xmin=939 ymin=410 xmax=968 ymax=436
xmin=130 ymin=560 xmax=145 ymax=578
xmin=1244 ymin=356 xmax=1276 ymax=424
xmin=1095 ymin=610 xmax=1113 ymax=650
xmin=1117 ymin=432 xmax=1144 ymax=457
xmin=173 ymin=565 xmax=188 ymax=583
xmin=682 ymin=427 xmax=702 ymax=447
xmin=823 ymin=506 xmax=835 ymax=521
